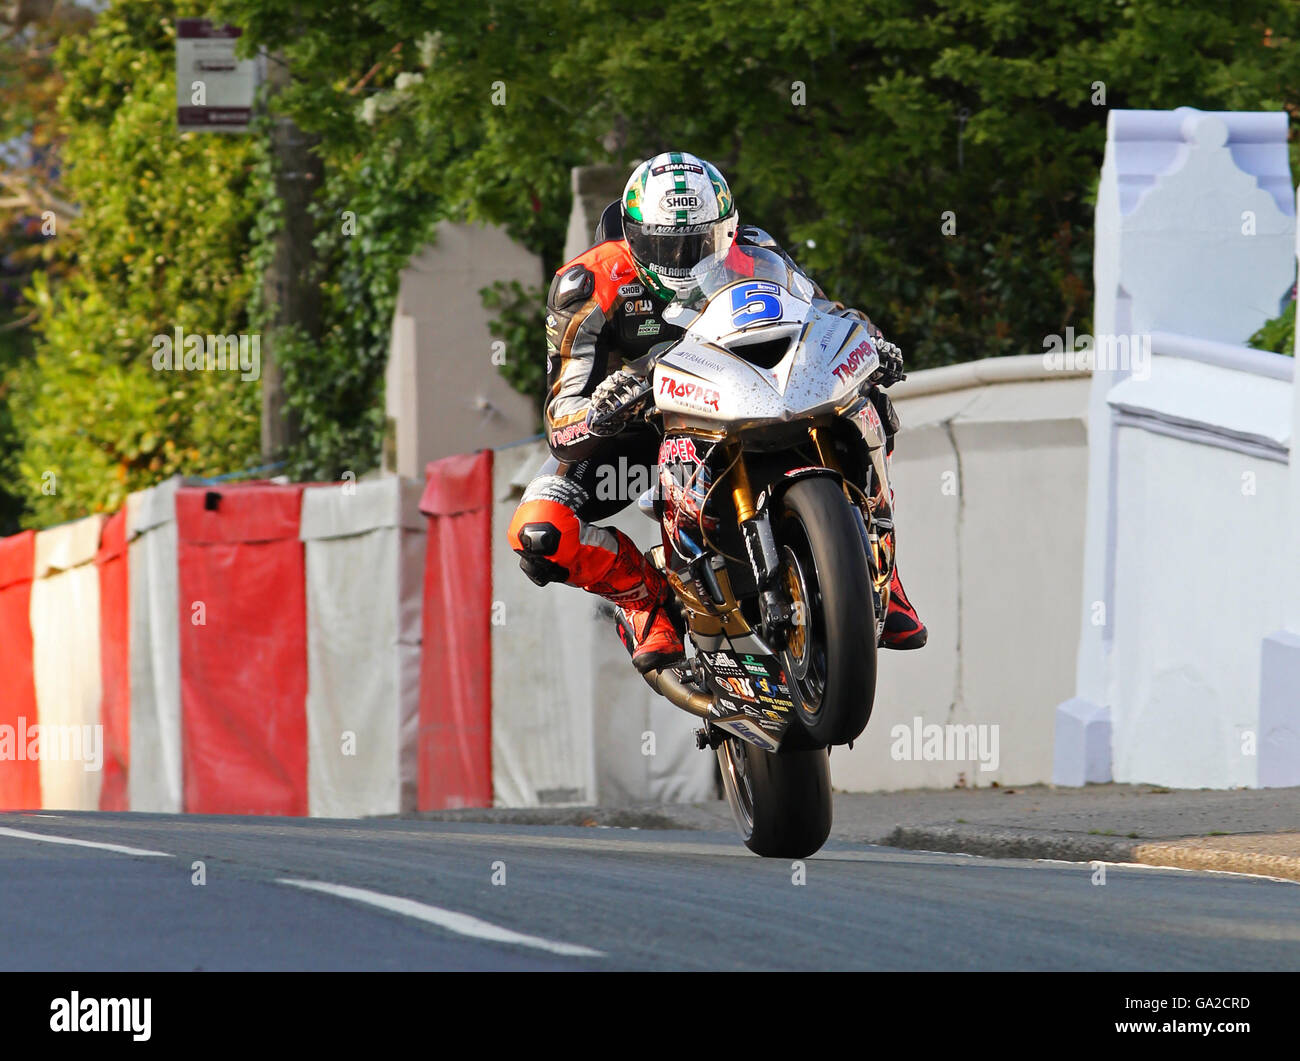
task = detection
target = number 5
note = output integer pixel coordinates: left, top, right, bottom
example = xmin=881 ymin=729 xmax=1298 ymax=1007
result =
xmin=730 ymin=281 xmax=782 ymax=328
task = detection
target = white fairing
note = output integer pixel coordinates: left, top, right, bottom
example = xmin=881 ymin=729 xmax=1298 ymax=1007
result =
xmin=653 ymin=262 xmax=880 ymax=432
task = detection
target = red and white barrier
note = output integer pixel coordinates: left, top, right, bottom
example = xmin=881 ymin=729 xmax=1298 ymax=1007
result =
xmin=0 ymin=447 xmax=716 ymax=815
xmin=0 ymin=531 xmax=39 ymax=810
xmin=301 ymin=477 xmax=425 ymax=817
xmin=125 ymin=476 xmax=187 ymax=812
xmin=417 ymin=451 xmax=494 ymax=810
xmin=30 ymin=514 xmax=105 ymax=810
xmin=96 ymin=509 xmax=130 ymax=811
xmin=176 ymin=483 xmax=309 ymax=815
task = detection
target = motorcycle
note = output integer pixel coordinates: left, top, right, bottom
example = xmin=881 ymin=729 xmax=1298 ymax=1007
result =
xmin=604 ymin=245 xmax=900 ymax=859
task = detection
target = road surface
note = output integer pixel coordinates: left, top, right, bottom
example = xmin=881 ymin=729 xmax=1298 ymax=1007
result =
xmin=2 ymin=812 xmax=1297 ymax=971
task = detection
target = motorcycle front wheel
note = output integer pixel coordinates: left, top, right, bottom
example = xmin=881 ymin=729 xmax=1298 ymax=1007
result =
xmin=717 ymin=737 xmax=832 ymax=858
xmin=777 ymin=477 xmax=877 ymax=747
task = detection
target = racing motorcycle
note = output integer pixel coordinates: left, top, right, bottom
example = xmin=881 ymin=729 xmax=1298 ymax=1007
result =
xmin=600 ymin=246 xmax=901 ymax=859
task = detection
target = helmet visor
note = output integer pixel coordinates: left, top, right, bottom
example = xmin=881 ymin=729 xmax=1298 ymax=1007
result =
xmin=624 ymin=216 xmax=734 ymax=279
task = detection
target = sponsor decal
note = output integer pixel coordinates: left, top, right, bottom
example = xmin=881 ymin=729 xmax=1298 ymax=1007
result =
xmin=651 ymin=162 xmax=704 ymax=175
xmin=741 ymin=654 xmax=768 ymax=676
xmin=619 ymin=283 xmax=645 ymax=296
xmin=636 ymin=319 xmax=661 ymax=337
xmin=831 ymin=338 xmax=876 ymax=383
xmin=758 ymin=696 xmax=791 ymax=710
xmin=703 ymin=651 xmax=742 ymax=674
xmin=661 ymin=192 xmax=702 ymax=211
xmin=545 ymin=313 xmax=557 ymax=330
xmin=756 ymin=676 xmax=789 ymax=695
xmin=718 ymin=675 xmax=757 ymax=701
xmin=763 ymin=710 xmax=785 ymax=722
xmin=669 ymin=348 xmax=721 ymax=368
xmin=658 ymin=373 xmax=721 ymax=411
xmin=551 ymin=420 xmax=589 ymax=446
xmin=715 ymin=696 xmax=741 ymax=713
xmin=784 ymin=465 xmax=825 ymax=477
xmin=714 ymin=717 xmax=778 ymax=751
xmin=862 ymin=397 xmax=885 ymax=437
xmin=624 ymin=299 xmax=654 ymax=314
xmin=660 ymin=437 xmax=701 ymax=464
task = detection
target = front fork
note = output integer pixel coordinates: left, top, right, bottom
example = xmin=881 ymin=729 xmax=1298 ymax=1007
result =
xmin=726 ymin=430 xmax=892 ymax=645
xmin=727 ymin=445 xmax=793 ymax=644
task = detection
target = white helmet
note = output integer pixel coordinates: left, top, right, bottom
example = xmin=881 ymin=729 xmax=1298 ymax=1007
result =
xmin=621 ymin=151 xmax=738 ymax=299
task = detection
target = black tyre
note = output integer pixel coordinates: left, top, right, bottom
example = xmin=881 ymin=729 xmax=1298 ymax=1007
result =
xmin=717 ymin=737 xmax=832 ymax=858
xmin=777 ymin=477 xmax=877 ymax=747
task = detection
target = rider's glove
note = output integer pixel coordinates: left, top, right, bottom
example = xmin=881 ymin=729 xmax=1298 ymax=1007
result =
xmin=586 ymin=368 xmax=651 ymax=437
xmin=872 ymin=338 xmax=906 ymax=387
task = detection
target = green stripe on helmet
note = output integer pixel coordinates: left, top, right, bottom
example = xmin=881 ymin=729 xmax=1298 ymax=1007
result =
xmin=669 ymin=151 xmax=687 ymax=192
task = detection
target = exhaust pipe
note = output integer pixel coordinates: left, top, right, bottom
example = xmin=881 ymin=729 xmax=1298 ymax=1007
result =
xmin=641 ymin=666 xmax=713 ymax=718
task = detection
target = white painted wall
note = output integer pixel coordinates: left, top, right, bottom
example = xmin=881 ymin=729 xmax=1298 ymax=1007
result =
xmin=385 ymin=222 xmax=542 ymax=479
xmin=1060 ymin=106 xmax=1296 ymax=788
xmin=834 ymin=362 xmax=1090 ymax=791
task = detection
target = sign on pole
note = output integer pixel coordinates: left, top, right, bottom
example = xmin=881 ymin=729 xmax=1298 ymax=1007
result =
xmin=176 ymin=19 xmax=257 ymax=133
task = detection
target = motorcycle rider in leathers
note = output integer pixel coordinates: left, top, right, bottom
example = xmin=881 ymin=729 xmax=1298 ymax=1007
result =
xmin=507 ymin=151 xmax=927 ymax=674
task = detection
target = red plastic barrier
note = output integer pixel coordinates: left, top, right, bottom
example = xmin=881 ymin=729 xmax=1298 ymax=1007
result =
xmin=96 ymin=509 xmax=130 ymax=811
xmin=418 ymin=451 xmax=493 ymax=809
xmin=0 ymin=531 xmax=39 ymax=809
xmin=176 ymin=484 xmax=308 ymax=815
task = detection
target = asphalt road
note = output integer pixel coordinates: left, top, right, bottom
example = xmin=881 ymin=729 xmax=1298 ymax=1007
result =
xmin=2 ymin=812 xmax=1298 ymax=971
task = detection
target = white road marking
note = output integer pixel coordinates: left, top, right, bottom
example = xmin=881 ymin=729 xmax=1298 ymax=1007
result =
xmin=0 ymin=826 xmax=172 ymax=858
xmin=278 ymin=879 xmax=605 ymax=958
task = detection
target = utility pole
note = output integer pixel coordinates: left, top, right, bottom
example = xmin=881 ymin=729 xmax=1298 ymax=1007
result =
xmin=259 ymin=50 xmax=321 ymax=463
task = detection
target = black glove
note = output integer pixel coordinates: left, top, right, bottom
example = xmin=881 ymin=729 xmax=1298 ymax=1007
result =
xmin=872 ymin=338 xmax=906 ymax=387
xmin=586 ymin=369 xmax=651 ymax=437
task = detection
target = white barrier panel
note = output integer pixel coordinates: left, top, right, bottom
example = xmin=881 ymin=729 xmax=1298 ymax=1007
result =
xmin=301 ymin=477 xmax=425 ymax=817
xmin=491 ymin=441 xmax=716 ymax=807
xmin=126 ymin=477 xmax=186 ymax=813
xmin=30 ymin=514 xmax=104 ymax=809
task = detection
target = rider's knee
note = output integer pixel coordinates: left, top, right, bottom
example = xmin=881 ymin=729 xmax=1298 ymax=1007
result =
xmin=506 ymin=476 xmax=587 ymax=586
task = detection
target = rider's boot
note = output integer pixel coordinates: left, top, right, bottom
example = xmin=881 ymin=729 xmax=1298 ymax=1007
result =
xmin=881 ymin=565 xmax=928 ymax=650
xmin=588 ymin=530 xmax=685 ymax=673
xmin=509 ymin=495 xmax=684 ymax=673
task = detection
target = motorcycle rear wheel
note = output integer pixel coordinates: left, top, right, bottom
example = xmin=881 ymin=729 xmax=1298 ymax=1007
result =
xmin=717 ymin=737 xmax=832 ymax=858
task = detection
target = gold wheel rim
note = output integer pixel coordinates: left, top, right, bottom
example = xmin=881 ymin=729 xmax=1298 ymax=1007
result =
xmin=783 ymin=562 xmax=806 ymax=660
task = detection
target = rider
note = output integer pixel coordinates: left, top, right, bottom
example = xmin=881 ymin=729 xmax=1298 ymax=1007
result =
xmin=506 ymin=151 xmax=927 ymax=674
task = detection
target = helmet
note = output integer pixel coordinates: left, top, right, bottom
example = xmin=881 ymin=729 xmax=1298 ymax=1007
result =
xmin=621 ymin=151 xmax=737 ymax=299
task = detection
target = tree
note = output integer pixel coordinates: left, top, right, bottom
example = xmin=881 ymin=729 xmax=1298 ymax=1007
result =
xmin=5 ymin=1 xmax=264 ymax=526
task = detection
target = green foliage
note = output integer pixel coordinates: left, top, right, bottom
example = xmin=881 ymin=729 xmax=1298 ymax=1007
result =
xmin=1248 ymin=298 xmax=1296 ymax=356
xmin=6 ymin=1 xmax=263 ymax=526
xmin=12 ymin=0 xmax=1296 ymax=518
xmin=218 ymin=0 xmax=1300 ymax=444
